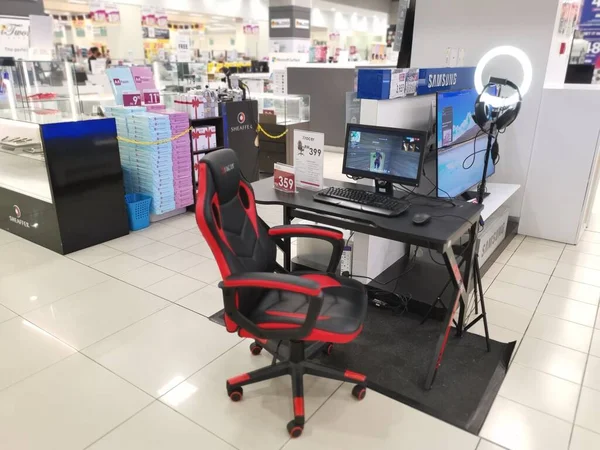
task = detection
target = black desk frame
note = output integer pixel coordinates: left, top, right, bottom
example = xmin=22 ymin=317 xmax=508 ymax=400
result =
xmin=253 ymin=178 xmax=484 ymax=389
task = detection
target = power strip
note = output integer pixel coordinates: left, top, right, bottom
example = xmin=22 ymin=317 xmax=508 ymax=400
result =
xmin=340 ymin=238 xmax=353 ymax=275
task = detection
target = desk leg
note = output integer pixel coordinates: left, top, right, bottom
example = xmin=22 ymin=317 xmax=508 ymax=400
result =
xmin=456 ymin=223 xmax=479 ymax=336
xmin=424 ymin=247 xmax=468 ymax=390
xmin=283 ymin=206 xmax=292 ymax=271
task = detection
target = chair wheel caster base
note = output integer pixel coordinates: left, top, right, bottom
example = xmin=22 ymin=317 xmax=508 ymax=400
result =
xmin=227 ymin=386 xmax=243 ymax=402
xmin=287 ymin=420 xmax=304 ymax=438
xmin=352 ymin=385 xmax=366 ymax=401
xmin=250 ymin=342 xmax=263 ymax=356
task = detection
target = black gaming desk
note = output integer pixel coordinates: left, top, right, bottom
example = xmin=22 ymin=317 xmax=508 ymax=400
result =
xmin=252 ymin=177 xmax=484 ymax=389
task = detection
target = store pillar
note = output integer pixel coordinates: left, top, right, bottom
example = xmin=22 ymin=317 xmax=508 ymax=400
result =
xmin=269 ymin=0 xmax=312 ymax=53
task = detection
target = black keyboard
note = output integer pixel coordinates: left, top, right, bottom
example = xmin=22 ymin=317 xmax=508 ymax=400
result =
xmin=314 ymin=187 xmax=410 ymax=217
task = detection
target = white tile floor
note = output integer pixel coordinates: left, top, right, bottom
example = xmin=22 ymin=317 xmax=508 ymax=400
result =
xmin=0 ymin=154 xmax=599 ymax=449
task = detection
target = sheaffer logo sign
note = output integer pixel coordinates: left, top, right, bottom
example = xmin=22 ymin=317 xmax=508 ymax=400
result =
xmin=9 ymin=205 xmax=30 ymax=228
xmin=230 ymin=123 xmax=253 ymax=132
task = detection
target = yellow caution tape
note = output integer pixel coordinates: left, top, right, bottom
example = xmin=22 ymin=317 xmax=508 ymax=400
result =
xmin=116 ymin=126 xmax=194 ymax=146
xmin=257 ymin=124 xmax=288 ymax=140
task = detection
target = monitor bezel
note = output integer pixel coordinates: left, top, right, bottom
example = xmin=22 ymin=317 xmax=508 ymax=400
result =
xmin=342 ymin=123 xmax=428 ymax=187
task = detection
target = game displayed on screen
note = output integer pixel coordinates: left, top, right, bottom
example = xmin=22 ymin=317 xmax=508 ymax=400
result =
xmin=345 ymin=129 xmax=422 ymax=181
xmin=438 ymin=135 xmax=495 ymax=198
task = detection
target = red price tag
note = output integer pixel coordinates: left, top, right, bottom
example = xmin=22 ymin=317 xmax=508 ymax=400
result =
xmin=143 ymin=90 xmax=161 ymax=105
xmin=122 ymin=91 xmax=141 ymax=106
xmin=273 ymin=165 xmax=295 ymax=193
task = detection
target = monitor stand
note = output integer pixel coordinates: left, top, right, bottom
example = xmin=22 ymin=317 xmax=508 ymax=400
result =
xmin=375 ymin=180 xmax=394 ymax=196
xmin=461 ymin=191 xmax=491 ymax=201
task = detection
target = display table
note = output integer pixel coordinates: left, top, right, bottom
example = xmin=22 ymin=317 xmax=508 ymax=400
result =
xmin=0 ymin=112 xmax=129 ymax=254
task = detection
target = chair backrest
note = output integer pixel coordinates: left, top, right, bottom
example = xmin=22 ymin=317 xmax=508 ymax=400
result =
xmin=195 ymin=149 xmax=277 ymax=330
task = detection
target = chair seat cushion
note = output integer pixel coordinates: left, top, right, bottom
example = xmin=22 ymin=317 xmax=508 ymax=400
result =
xmin=246 ymin=272 xmax=368 ymax=343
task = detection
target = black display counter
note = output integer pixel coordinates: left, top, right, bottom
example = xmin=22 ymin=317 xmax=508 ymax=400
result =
xmin=0 ymin=113 xmax=129 ymax=254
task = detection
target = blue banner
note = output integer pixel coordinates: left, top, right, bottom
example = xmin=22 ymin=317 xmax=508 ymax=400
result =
xmin=580 ymin=0 xmax=600 ymax=28
xmin=416 ymin=67 xmax=476 ymax=96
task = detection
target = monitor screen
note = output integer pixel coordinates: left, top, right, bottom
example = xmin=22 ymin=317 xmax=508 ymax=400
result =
xmin=437 ymin=134 xmax=495 ymax=198
xmin=343 ymin=124 xmax=426 ymax=186
xmin=436 ymin=87 xmax=496 ymax=150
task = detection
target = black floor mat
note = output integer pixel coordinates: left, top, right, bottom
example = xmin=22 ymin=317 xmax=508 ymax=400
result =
xmin=315 ymin=306 xmax=514 ymax=434
xmin=209 ymin=309 xmax=225 ymax=326
xmin=209 ymin=306 xmax=513 ymax=434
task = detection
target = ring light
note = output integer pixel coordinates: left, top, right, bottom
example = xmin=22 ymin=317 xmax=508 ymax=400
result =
xmin=474 ymin=46 xmax=532 ymax=108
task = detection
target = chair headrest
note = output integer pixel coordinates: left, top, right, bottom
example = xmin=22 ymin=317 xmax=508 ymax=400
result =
xmin=201 ymin=148 xmax=241 ymax=203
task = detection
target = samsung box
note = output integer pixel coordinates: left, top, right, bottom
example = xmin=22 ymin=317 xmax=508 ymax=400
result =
xmin=357 ymin=68 xmax=418 ymax=100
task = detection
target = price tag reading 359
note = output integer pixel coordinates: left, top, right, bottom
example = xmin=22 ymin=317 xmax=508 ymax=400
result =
xmin=273 ymin=163 xmax=296 ymax=193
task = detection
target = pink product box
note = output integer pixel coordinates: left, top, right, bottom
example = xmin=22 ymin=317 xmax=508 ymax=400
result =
xmin=172 ymin=154 xmax=191 ymax=163
xmin=173 ymin=171 xmax=192 ymax=180
xmin=172 ymin=148 xmax=191 ymax=156
xmin=176 ymin=200 xmax=194 ymax=209
xmin=174 ymin=189 xmax=193 ymax=197
xmin=146 ymin=105 xmax=166 ymax=112
xmin=176 ymin=191 xmax=194 ymax=201
xmin=174 ymin=173 xmax=192 ymax=182
xmin=173 ymin=160 xmax=192 ymax=168
xmin=172 ymin=142 xmax=191 ymax=151
xmin=175 ymin=197 xmax=193 ymax=206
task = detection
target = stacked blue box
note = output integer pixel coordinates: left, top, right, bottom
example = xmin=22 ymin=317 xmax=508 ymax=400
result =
xmin=121 ymin=112 xmax=177 ymax=215
xmin=103 ymin=106 xmax=148 ymax=191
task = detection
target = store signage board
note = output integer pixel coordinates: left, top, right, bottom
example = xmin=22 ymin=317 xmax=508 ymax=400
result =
xmin=0 ymin=16 xmax=30 ymax=59
xmin=293 ymin=129 xmax=324 ymax=191
xmin=122 ymin=91 xmax=141 ymax=107
xmin=176 ymin=34 xmax=192 ymax=62
xmin=28 ymin=15 xmax=53 ymax=61
xmin=580 ymin=0 xmax=600 ymax=27
xmin=295 ymin=19 xmax=310 ymax=30
xmin=273 ymin=163 xmax=296 ymax=193
xmin=416 ymin=67 xmax=476 ymax=96
xmin=271 ymin=18 xmax=291 ymax=29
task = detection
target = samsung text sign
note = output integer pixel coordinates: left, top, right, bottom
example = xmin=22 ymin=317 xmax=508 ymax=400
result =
xmin=416 ymin=67 xmax=476 ymax=96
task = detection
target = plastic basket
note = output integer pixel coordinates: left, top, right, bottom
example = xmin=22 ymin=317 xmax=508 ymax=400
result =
xmin=125 ymin=194 xmax=152 ymax=231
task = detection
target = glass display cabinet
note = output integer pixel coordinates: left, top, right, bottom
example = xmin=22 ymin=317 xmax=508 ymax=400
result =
xmin=252 ymin=93 xmax=310 ymax=126
xmin=251 ymin=93 xmax=312 ymax=174
xmin=0 ymin=108 xmax=128 ymax=254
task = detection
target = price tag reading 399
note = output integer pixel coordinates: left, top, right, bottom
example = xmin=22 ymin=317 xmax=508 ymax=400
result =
xmin=273 ymin=163 xmax=296 ymax=193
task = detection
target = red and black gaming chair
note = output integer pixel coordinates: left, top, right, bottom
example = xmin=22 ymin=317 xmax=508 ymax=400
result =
xmin=195 ymin=148 xmax=369 ymax=438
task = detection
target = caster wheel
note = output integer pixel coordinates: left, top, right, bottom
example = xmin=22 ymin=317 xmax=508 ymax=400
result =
xmin=352 ymin=385 xmax=366 ymax=401
xmin=323 ymin=343 xmax=334 ymax=356
xmin=250 ymin=342 xmax=263 ymax=356
xmin=287 ymin=420 xmax=304 ymax=438
xmin=228 ymin=386 xmax=243 ymax=402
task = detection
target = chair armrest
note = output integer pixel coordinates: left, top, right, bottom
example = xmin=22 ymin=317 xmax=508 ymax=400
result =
xmin=268 ymin=225 xmax=344 ymax=273
xmin=219 ymin=272 xmax=324 ymax=340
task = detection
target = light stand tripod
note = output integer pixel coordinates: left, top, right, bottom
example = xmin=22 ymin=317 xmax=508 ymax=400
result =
xmin=421 ymin=114 xmax=501 ymax=352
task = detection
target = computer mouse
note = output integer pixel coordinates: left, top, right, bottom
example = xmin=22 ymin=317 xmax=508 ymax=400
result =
xmin=412 ymin=213 xmax=431 ymax=225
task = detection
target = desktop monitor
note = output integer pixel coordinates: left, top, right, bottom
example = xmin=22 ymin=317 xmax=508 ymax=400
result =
xmin=436 ymin=88 xmax=496 ymax=198
xmin=342 ymin=124 xmax=427 ymax=187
